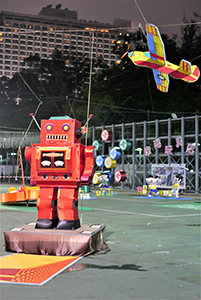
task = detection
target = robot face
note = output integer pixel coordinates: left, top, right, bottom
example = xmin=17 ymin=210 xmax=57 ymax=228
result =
xmin=44 ymin=121 xmax=70 ymax=141
xmin=45 ymin=123 xmax=70 ymax=132
xmin=40 ymin=118 xmax=82 ymax=144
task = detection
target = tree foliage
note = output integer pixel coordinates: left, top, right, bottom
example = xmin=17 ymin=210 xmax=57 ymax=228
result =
xmin=0 ymin=20 xmax=200 ymax=130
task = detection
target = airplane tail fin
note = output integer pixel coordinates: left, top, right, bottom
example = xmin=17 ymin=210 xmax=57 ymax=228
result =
xmin=182 ymin=65 xmax=200 ymax=83
xmin=178 ymin=59 xmax=192 ymax=75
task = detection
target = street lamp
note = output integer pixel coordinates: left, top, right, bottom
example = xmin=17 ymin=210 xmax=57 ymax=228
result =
xmin=135 ymin=147 xmax=143 ymax=155
xmin=135 ymin=147 xmax=143 ymax=163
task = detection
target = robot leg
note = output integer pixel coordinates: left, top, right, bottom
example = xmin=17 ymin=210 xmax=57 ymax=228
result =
xmin=35 ymin=187 xmax=58 ymax=229
xmin=57 ymin=187 xmax=80 ymax=230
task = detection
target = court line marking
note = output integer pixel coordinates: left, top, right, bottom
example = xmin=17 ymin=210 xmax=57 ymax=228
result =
xmin=93 ymin=208 xmax=200 ymax=218
xmin=94 ymin=196 xmax=197 ymax=205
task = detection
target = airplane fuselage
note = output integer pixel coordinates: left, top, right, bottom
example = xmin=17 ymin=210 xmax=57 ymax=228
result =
xmin=128 ymin=51 xmax=199 ymax=83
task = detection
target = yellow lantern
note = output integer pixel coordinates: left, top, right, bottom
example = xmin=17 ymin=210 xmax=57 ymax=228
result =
xmin=104 ymin=157 xmax=116 ymax=169
xmin=92 ymin=172 xmax=101 ymax=184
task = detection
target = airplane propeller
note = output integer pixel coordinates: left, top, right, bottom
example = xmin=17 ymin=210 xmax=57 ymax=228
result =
xmin=121 ymin=44 xmax=130 ymax=59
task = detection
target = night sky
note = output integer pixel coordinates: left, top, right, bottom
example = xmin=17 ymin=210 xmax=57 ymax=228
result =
xmin=1 ymin=0 xmax=201 ymax=36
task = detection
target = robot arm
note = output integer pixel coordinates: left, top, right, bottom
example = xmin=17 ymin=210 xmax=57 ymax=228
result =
xmin=80 ymin=146 xmax=95 ymax=185
xmin=25 ymin=146 xmax=37 ymax=186
xmin=25 ymin=146 xmax=32 ymax=164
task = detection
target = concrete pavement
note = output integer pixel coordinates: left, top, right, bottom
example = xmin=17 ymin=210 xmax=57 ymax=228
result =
xmin=0 ymin=184 xmax=200 ymax=300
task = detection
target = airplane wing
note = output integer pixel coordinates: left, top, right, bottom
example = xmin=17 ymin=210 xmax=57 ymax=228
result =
xmin=146 ymin=23 xmax=166 ymax=66
xmin=153 ymin=69 xmax=169 ymax=92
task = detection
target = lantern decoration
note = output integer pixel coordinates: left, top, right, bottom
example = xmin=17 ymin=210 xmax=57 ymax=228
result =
xmin=114 ymin=170 xmax=126 ymax=183
xmin=92 ymin=172 xmax=101 ymax=184
xmin=93 ymin=140 xmax=102 ymax=151
xmin=186 ymin=143 xmax=195 ymax=155
xmin=153 ymin=138 xmax=162 ymax=149
xmin=104 ymin=156 xmax=116 ymax=169
xmin=164 ymin=145 xmax=173 ymax=155
xmin=101 ymin=129 xmax=112 ymax=141
xmin=144 ymin=146 xmax=152 ymax=156
xmin=96 ymin=155 xmax=106 ymax=167
xmin=119 ymin=139 xmax=132 ymax=151
xmin=109 ymin=147 xmax=121 ymax=160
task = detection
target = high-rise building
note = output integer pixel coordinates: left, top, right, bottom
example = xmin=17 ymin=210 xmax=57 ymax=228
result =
xmin=0 ymin=5 xmax=120 ymax=78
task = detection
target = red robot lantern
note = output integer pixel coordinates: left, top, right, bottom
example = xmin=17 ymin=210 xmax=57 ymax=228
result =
xmin=25 ymin=116 xmax=94 ymax=230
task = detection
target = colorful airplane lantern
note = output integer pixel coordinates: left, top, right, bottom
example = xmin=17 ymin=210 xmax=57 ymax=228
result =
xmin=124 ymin=23 xmax=200 ymax=92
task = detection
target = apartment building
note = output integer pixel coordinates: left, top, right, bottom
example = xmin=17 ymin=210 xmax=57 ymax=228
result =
xmin=0 ymin=5 xmax=120 ymax=78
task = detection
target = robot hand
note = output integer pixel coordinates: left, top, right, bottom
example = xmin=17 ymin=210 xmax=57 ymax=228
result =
xmin=80 ymin=174 xmax=93 ymax=186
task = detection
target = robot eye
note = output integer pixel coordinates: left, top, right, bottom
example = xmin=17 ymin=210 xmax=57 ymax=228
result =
xmin=45 ymin=123 xmax=53 ymax=131
xmin=62 ymin=123 xmax=70 ymax=131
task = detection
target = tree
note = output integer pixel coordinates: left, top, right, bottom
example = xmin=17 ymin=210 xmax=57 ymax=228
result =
xmin=1 ymin=22 xmax=200 ymax=130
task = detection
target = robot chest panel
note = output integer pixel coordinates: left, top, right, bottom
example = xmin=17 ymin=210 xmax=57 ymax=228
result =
xmin=31 ymin=144 xmax=85 ymax=183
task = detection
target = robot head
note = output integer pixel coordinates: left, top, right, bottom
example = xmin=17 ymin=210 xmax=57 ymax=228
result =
xmin=40 ymin=116 xmax=82 ymax=144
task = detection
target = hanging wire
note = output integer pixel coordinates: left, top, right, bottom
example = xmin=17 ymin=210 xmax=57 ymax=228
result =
xmin=133 ymin=1 xmax=155 ymax=123
xmin=1 ymin=46 xmax=43 ymax=180
xmin=2 ymin=46 xmax=43 ymax=145
xmin=85 ymin=30 xmax=94 ymax=146
xmin=2 ymin=21 xmax=201 ymax=36
xmin=191 ymin=54 xmax=201 ymax=62
xmin=18 ymin=101 xmax=42 ymax=148
xmin=15 ymin=146 xmax=25 ymax=187
xmin=134 ymin=0 xmax=147 ymax=24
xmin=80 ymin=30 xmax=94 ymax=226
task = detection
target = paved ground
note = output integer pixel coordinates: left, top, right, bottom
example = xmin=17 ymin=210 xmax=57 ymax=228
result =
xmin=0 ymin=183 xmax=200 ymax=300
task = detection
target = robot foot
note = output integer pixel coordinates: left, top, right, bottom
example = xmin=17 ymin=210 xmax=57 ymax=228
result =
xmin=35 ymin=218 xmax=58 ymax=229
xmin=56 ymin=219 xmax=80 ymax=230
